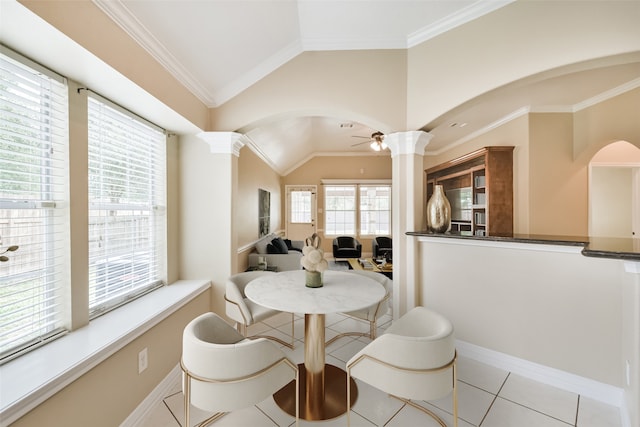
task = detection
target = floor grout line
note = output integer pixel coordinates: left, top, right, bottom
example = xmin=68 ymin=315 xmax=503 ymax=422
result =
xmin=143 ymin=312 xmax=621 ymax=427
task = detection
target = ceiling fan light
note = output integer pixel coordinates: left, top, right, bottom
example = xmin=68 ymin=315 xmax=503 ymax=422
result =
xmin=381 ymin=141 xmax=388 ymax=150
xmin=370 ymin=141 xmax=381 ymax=151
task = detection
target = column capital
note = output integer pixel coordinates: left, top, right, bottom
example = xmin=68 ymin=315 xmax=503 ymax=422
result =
xmin=385 ymin=131 xmax=433 ymax=157
xmin=197 ymin=131 xmax=245 ymax=156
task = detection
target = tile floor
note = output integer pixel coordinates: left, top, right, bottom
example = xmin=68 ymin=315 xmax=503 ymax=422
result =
xmin=136 ymin=311 xmax=622 ymax=427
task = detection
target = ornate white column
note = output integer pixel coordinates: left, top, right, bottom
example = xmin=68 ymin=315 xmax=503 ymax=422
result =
xmin=194 ymin=131 xmax=245 ymax=311
xmin=385 ymin=131 xmax=432 ymax=318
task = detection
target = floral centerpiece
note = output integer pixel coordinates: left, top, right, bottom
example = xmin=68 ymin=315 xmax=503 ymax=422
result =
xmin=301 ymin=233 xmax=328 ymax=288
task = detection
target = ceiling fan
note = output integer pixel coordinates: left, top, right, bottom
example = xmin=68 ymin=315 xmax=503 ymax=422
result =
xmin=351 ymin=131 xmax=387 ymax=151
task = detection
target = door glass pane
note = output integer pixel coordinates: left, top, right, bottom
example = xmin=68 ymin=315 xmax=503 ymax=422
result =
xmin=290 ymin=190 xmax=311 ymax=223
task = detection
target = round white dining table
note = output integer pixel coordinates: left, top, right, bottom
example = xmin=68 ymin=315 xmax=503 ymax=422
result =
xmin=245 ymin=269 xmax=386 ymax=421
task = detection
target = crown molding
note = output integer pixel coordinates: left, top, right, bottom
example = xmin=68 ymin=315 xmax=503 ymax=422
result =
xmin=301 ymin=35 xmax=407 ymax=51
xmin=282 ymin=151 xmax=390 ymax=177
xmin=213 ymin=40 xmax=304 ymax=107
xmin=426 ymin=106 xmax=530 ymax=156
xmin=574 ymin=77 xmax=640 ymax=112
xmin=242 ymin=135 xmax=280 ymax=173
xmin=427 ymin=76 xmax=640 ymax=156
xmin=407 ymin=0 xmax=517 ymax=47
xmin=92 ymin=0 xmax=215 ymax=106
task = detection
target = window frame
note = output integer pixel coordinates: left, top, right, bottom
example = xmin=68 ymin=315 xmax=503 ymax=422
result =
xmin=0 ymin=45 xmax=70 ymax=363
xmin=322 ymin=180 xmax=392 ymax=238
xmin=87 ymin=92 xmax=167 ymax=319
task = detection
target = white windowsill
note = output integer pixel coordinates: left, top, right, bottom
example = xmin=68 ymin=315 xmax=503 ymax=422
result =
xmin=0 ymin=279 xmax=211 ymax=426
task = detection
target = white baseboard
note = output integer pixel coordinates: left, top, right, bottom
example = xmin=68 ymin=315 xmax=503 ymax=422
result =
xmin=456 ymin=340 xmax=624 ymax=407
xmin=120 ymin=364 xmax=181 ymax=427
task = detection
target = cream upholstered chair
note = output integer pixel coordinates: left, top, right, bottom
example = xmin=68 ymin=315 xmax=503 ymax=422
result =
xmin=181 ymin=312 xmax=299 ymax=427
xmin=326 ymin=270 xmax=392 ymax=345
xmin=346 ymin=306 xmax=458 ymax=427
xmin=224 ymin=270 xmax=294 ymax=348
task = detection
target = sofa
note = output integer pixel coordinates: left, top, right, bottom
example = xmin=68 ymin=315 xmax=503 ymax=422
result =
xmin=247 ymin=233 xmax=304 ymax=271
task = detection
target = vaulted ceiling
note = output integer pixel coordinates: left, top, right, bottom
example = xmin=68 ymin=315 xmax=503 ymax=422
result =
xmin=4 ymin=0 xmax=639 ymax=174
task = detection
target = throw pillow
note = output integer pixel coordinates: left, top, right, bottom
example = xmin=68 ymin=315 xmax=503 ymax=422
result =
xmin=272 ymin=237 xmax=289 ymax=254
xmin=267 ymin=243 xmax=279 ymax=254
xmin=255 ymin=234 xmax=273 ymax=254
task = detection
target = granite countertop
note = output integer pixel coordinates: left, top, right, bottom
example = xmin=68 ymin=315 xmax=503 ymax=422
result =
xmin=406 ymin=231 xmax=640 ymax=261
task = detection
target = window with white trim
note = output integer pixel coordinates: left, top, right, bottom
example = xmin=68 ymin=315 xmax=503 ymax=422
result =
xmin=360 ymin=185 xmax=391 ymax=235
xmin=87 ymin=94 xmax=166 ymax=318
xmin=324 ymin=185 xmax=356 ymax=235
xmin=0 ymin=47 xmax=70 ymax=363
xmin=324 ymin=183 xmax=392 ymax=237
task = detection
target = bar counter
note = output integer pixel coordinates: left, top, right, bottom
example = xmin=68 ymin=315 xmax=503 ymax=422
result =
xmin=406 ymin=231 xmax=640 ymax=261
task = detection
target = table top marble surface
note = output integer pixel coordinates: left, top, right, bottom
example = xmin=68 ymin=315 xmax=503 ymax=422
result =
xmin=245 ymin=270 xmax=385 ymax=314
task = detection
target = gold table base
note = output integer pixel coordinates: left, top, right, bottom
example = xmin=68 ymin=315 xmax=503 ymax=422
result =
xmin=273 ymin=363 xmax=358 ymax=421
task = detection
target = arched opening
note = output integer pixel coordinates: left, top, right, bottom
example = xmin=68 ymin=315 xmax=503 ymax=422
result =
xmin=589 ymin=141 xmax=640 ymax=238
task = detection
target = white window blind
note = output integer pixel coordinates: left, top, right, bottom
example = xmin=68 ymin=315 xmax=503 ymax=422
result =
xmin=87 ymin=94 xmax=166 ymax=318
xmin=0 ymin=46 xmax=70 ymax=363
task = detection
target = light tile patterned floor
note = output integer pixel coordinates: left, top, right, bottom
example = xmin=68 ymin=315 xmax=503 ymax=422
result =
xmin=135 ymin=311 xmax=622 ymax=427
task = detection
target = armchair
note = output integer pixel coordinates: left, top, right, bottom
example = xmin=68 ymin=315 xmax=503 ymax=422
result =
xmin=332 ymin=236 xmax=362 ymax=259
xmin=181 ymin=312 xmax=299 ymax=426
xmin=225 ymin=271 xmax=294 ymax=348
xmin=326 ymin=270 xmax=392 ymax=345
xmin=372 ymin=236 xmax=392 ymax=260
xmin=346 ymin=306 xmax=458 ymax=427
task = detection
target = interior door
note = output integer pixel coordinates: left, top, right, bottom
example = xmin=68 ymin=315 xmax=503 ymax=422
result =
xmin=286 ymin=185 xmax=317 ymax=240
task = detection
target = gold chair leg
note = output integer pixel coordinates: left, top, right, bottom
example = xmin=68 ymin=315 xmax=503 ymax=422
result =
xmin=395 ymin=397 xmax=448 ymax=427
xmin=183 ymin=371 xmax=190 ymax=427
xmin=291 ymin=312 xmax=295 ymax=348
xmin=453 ymin=360 xmax=458 ymax=427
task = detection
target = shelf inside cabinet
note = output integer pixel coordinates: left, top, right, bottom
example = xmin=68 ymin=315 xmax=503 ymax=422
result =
xmin=425 ymin=146 xmax=513 ymax=237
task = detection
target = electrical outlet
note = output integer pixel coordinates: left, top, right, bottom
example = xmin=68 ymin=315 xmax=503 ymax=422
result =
xmin=138 ymin=348 xmax=148 ymax=374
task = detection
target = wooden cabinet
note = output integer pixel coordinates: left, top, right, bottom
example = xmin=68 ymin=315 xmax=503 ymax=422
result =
xmin=425 ymin=146 xmax=514 ymax=237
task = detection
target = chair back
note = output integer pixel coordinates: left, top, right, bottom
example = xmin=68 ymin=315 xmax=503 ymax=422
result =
xmin=182 ymin=312 xmax=297 ymax=412
xmin=225 ymin=270 xmax=274 ymax=324
xmin=335 ymin=236 xmax=357 ymax=248
xmin=347 ymin=306 xmax=455 ymax=402
xmin=350 ymin=270 xmax=392 ymax=320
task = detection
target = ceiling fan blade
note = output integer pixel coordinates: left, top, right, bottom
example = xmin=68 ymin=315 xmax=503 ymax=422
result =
xmin=351 ymin=140 xmax=372 ymax=147
xmin=351 ymin=135 xmax=370 ymax=139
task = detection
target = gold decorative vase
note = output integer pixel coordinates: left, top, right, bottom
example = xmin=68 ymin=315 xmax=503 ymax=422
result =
xmin=427 ymin=184 xmax=451 ymax=233
xmin=305 ymin=270 xmax=323 ymax=288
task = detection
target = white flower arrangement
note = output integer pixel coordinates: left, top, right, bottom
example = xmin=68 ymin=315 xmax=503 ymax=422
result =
xmin=300 ymin=233 xmax=329 ymax=272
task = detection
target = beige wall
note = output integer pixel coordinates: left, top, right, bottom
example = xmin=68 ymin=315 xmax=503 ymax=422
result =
xmin=590 ymin=167 xmax=633 ymax=237
xmin=19 ymin=0 xmax=209 ymax=131
xmin=422 ymin=88 xmax=640 ymax=237
xmin=283 ymin=154 xmax=392 ymax=254
xmin=211 ymin=49 xmax=408 ymax=133
xmin=418 ymin=238 xmax=623 ymax=387
xmin=574 ymin=88 xmax=640 ymax=161
xmin=406 ymin=0 xmax=640 ymax=129
xmin=528 ymin=113 xmax=588 ymax=235
xmin=11 ymin=290 xmax=210 ymax=427
xmin=237 ymin=147 xmax=283 ymax=270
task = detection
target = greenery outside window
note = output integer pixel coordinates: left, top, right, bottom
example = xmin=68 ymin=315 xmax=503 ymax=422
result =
xmin=87 ymin=94 xmax=166 ymax=318
xmin=0 ymin=46 xmax=70 ymax=363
